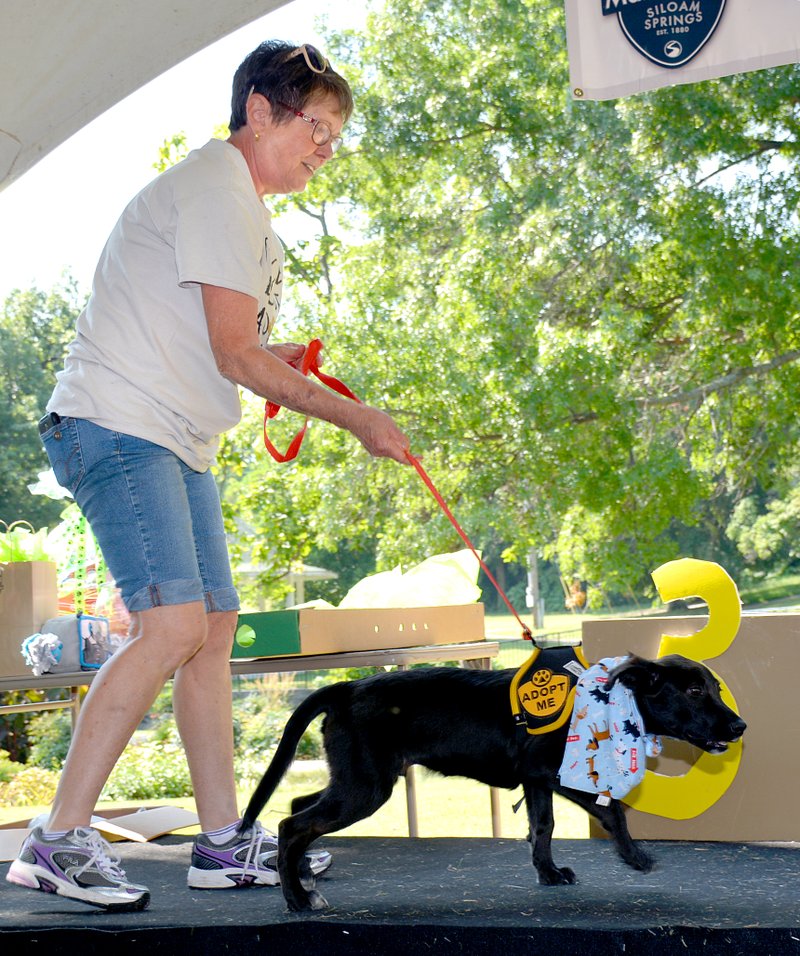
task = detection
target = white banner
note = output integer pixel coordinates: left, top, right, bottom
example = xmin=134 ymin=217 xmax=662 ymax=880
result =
xmin=564 ymin=0 xmax=800 ymax=100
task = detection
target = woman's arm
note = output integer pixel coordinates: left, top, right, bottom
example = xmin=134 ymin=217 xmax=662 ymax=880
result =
xmin=201 ymin=283 xmax=411 ymax=463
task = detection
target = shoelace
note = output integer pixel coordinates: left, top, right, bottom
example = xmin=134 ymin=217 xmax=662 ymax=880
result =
xmin=71 ymin=827 xmax=128 ymax=880
xmin=240 ymin=823 xmax=268 ymax=878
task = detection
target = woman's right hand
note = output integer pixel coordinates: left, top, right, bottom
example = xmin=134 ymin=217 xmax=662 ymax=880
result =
xmin=349 ymin=403 xmax=412 ymax=464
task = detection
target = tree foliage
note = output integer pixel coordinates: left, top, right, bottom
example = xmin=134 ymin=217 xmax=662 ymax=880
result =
xmin=0 ymin=281 xmax=83 ymax=529
xmin=221 ymin=0 xmax=800 ymax=602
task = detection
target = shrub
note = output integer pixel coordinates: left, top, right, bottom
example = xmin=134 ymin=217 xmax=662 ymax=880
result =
xmin=0 ymin=749 xmax=22 ymax=784
xmin=235 ymin=752 xmax=271 ymax=792
xmin=101 ymin=743 xmax=193 ymax=800
xmin=233 ymin=676 xmax=323 ymax=765
xmin=235 ymin=751 xmax=328 ymax=794
xmin=0 ymin=691 xmax=46 ymax=762
xmin=9 ymin=673 xmax=324 ymax=804
xmin=26 ymin=711 xmax=72 ymax=770
xmin=150 ymin=716 xmax=181 ymax=747
xmin=0 ymin=765 xmax=59 ymax=807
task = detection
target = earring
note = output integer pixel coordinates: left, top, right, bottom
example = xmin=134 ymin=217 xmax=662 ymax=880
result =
xmin=254 ymin=132 xmax=260 ymax=142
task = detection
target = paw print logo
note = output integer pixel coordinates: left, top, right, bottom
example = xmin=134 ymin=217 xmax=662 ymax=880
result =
xmin=532 ymin=668 xmax=552 ymax=687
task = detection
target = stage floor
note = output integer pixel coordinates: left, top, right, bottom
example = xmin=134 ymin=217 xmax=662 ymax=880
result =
xmin=3 ymin=836 xmax=800 ymax=954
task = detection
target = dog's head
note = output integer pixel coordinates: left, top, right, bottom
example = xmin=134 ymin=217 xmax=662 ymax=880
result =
xmin=606 ymin=654 xmax=746 ymax=754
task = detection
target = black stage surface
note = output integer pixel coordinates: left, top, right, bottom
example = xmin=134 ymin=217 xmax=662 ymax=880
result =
xmin=2 ymin=836 xmax=800 ymax=954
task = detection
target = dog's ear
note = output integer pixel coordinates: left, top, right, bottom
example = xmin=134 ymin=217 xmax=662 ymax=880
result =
xmin=607 ymin=654 xmax=663 ymax=696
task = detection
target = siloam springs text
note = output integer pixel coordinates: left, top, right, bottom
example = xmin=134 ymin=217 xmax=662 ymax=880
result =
xmin=603 ymin=0 xmax=705 ymax=32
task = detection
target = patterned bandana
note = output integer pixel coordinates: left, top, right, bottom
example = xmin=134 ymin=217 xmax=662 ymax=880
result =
xmin=558 ymin=656 xmax=662 ymax=804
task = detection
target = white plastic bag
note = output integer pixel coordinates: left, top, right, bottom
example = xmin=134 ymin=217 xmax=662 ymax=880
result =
xmin=337 ymin=550 xmax=481 ymax=609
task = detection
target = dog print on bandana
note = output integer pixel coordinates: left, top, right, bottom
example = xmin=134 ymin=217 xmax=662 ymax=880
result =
xmin=558 ymin=656 xmax=662 ymax=803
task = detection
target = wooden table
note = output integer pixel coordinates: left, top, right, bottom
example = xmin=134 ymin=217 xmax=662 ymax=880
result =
xmin=0 ymin=640 xmax=501 ymax=836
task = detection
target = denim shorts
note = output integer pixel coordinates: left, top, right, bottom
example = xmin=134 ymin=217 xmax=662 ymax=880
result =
xmin=41 ymin=416 xmax=239 ymax=614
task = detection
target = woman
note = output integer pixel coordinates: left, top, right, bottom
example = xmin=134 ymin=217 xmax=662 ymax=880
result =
xmin=8 ymin=40 xmax=410 ymax=912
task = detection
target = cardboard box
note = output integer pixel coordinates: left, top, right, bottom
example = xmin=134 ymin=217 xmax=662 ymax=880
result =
xmin=233 ymin=604 xmax=485 ymax=659
xmin=0 ymin=561 xmax=58 ymax=679
xmin=582 ymin=611 xmax=800 ymax=842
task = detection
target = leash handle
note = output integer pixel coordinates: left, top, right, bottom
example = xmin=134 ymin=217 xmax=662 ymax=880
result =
xmin=263 ymin=338 xmax=360 ymax=462
xmin=263 ymin=340 xmax=533 ymax=641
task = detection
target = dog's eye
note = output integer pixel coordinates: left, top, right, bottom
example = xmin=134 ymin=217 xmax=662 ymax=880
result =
xmin=686 ymin=685 xmax=705 ymax=699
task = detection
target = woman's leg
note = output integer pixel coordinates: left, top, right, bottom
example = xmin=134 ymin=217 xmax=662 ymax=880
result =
xmin=172 ymin=608 xmax=239 ymax=830
xmin=47 ymin=602 xmax=207 ymax=831
xmin=170 ymin=458 xmax=241 ymax=829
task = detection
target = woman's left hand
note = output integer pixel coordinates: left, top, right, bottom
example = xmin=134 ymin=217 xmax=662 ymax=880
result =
xmin=267 ymin=342 xmax=322 ymax=371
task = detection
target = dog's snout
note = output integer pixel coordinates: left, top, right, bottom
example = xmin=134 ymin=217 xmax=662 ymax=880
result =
xmin=729 ymin=716 xmax=747 ymax=739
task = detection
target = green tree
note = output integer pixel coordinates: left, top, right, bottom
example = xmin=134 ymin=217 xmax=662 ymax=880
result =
xmin=255 ymin=0 xmax=799 ymax=600
xmin=0 ymin=281 xmax=83 ymax=529
xmin=727 ymin=476 xmax=800 ymax=574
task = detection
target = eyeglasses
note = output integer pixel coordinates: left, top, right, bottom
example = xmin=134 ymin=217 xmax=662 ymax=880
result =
xmin=278 ymin=102 xmax=343 ymax=153
xmin=288 ymin=44 xmax=330 ymax=74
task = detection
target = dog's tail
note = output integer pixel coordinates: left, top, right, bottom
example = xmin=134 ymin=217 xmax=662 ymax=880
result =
xmin=239 ymin=682 xmax=345 ymax=832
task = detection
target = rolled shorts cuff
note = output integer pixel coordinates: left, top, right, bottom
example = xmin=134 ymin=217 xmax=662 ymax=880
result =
xmin=205 ymin=586 xmax=241 ymax=614
xmin=127 ymin=579 xmax=240 ymax=614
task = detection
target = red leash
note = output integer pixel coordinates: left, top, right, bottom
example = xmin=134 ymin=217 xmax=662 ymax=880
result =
xmin=263 ymin=341 xmax=533 ymax=641
xmin=402 ymin=452 xmax=533 ymax=641
xmin=263 ymin=339 xmax=360 ymax=462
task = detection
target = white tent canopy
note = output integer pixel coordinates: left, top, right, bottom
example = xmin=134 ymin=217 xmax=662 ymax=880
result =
xmin=0 ymin=0 xmax=289 ymax=193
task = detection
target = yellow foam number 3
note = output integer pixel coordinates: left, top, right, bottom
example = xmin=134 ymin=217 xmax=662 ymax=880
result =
xmin=623 ymin=558 xmax=744 ymax=819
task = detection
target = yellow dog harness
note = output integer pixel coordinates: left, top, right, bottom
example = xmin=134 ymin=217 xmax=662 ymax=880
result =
xmin=510 ymin=644 xmax=590 ymax=736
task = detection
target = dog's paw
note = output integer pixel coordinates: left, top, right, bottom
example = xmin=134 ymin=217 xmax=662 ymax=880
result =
xmin=308 ymin=889 xmax=330 ymax=910
xmin=287 ymin=889 xmax=330 ymax=913
xmin=628 ymin=851 xmax=655 ymax=873
xmin=537 ymin=866 xmax=577 ymax=886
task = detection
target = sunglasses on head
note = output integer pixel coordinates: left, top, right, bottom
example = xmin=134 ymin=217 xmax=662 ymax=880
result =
xmin=288 ymin=44 xmax=330 ymax=74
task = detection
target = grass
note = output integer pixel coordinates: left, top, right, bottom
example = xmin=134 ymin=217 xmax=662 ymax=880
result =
xmin=738 ymin=573 xmax=800 ymax=607
xmin=250 ymin=764 xmax=590 ymax=840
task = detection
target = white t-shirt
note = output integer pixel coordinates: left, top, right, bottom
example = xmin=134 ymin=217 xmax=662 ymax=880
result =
xmin=49 ymin=138 xmax=283 ymax=471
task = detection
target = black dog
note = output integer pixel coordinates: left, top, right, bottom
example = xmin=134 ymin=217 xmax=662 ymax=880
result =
xmin=241 ymin=653 xmax=746 ymax=911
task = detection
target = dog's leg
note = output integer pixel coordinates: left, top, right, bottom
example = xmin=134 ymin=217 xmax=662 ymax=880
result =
xmin=291 ymin=789 xmax=325 ymax=814
xmin=558 ymin=786 xmax=654 ymax=873
xmin=280 ymin=775 xmax=397 ymax=911
xmin=288 ymin=790 xmax=327 ymax=891
xmin=524 ymin=784 xmax=577 ymax=885
xmin=592 ymin=799 xmax=654 ymax=872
